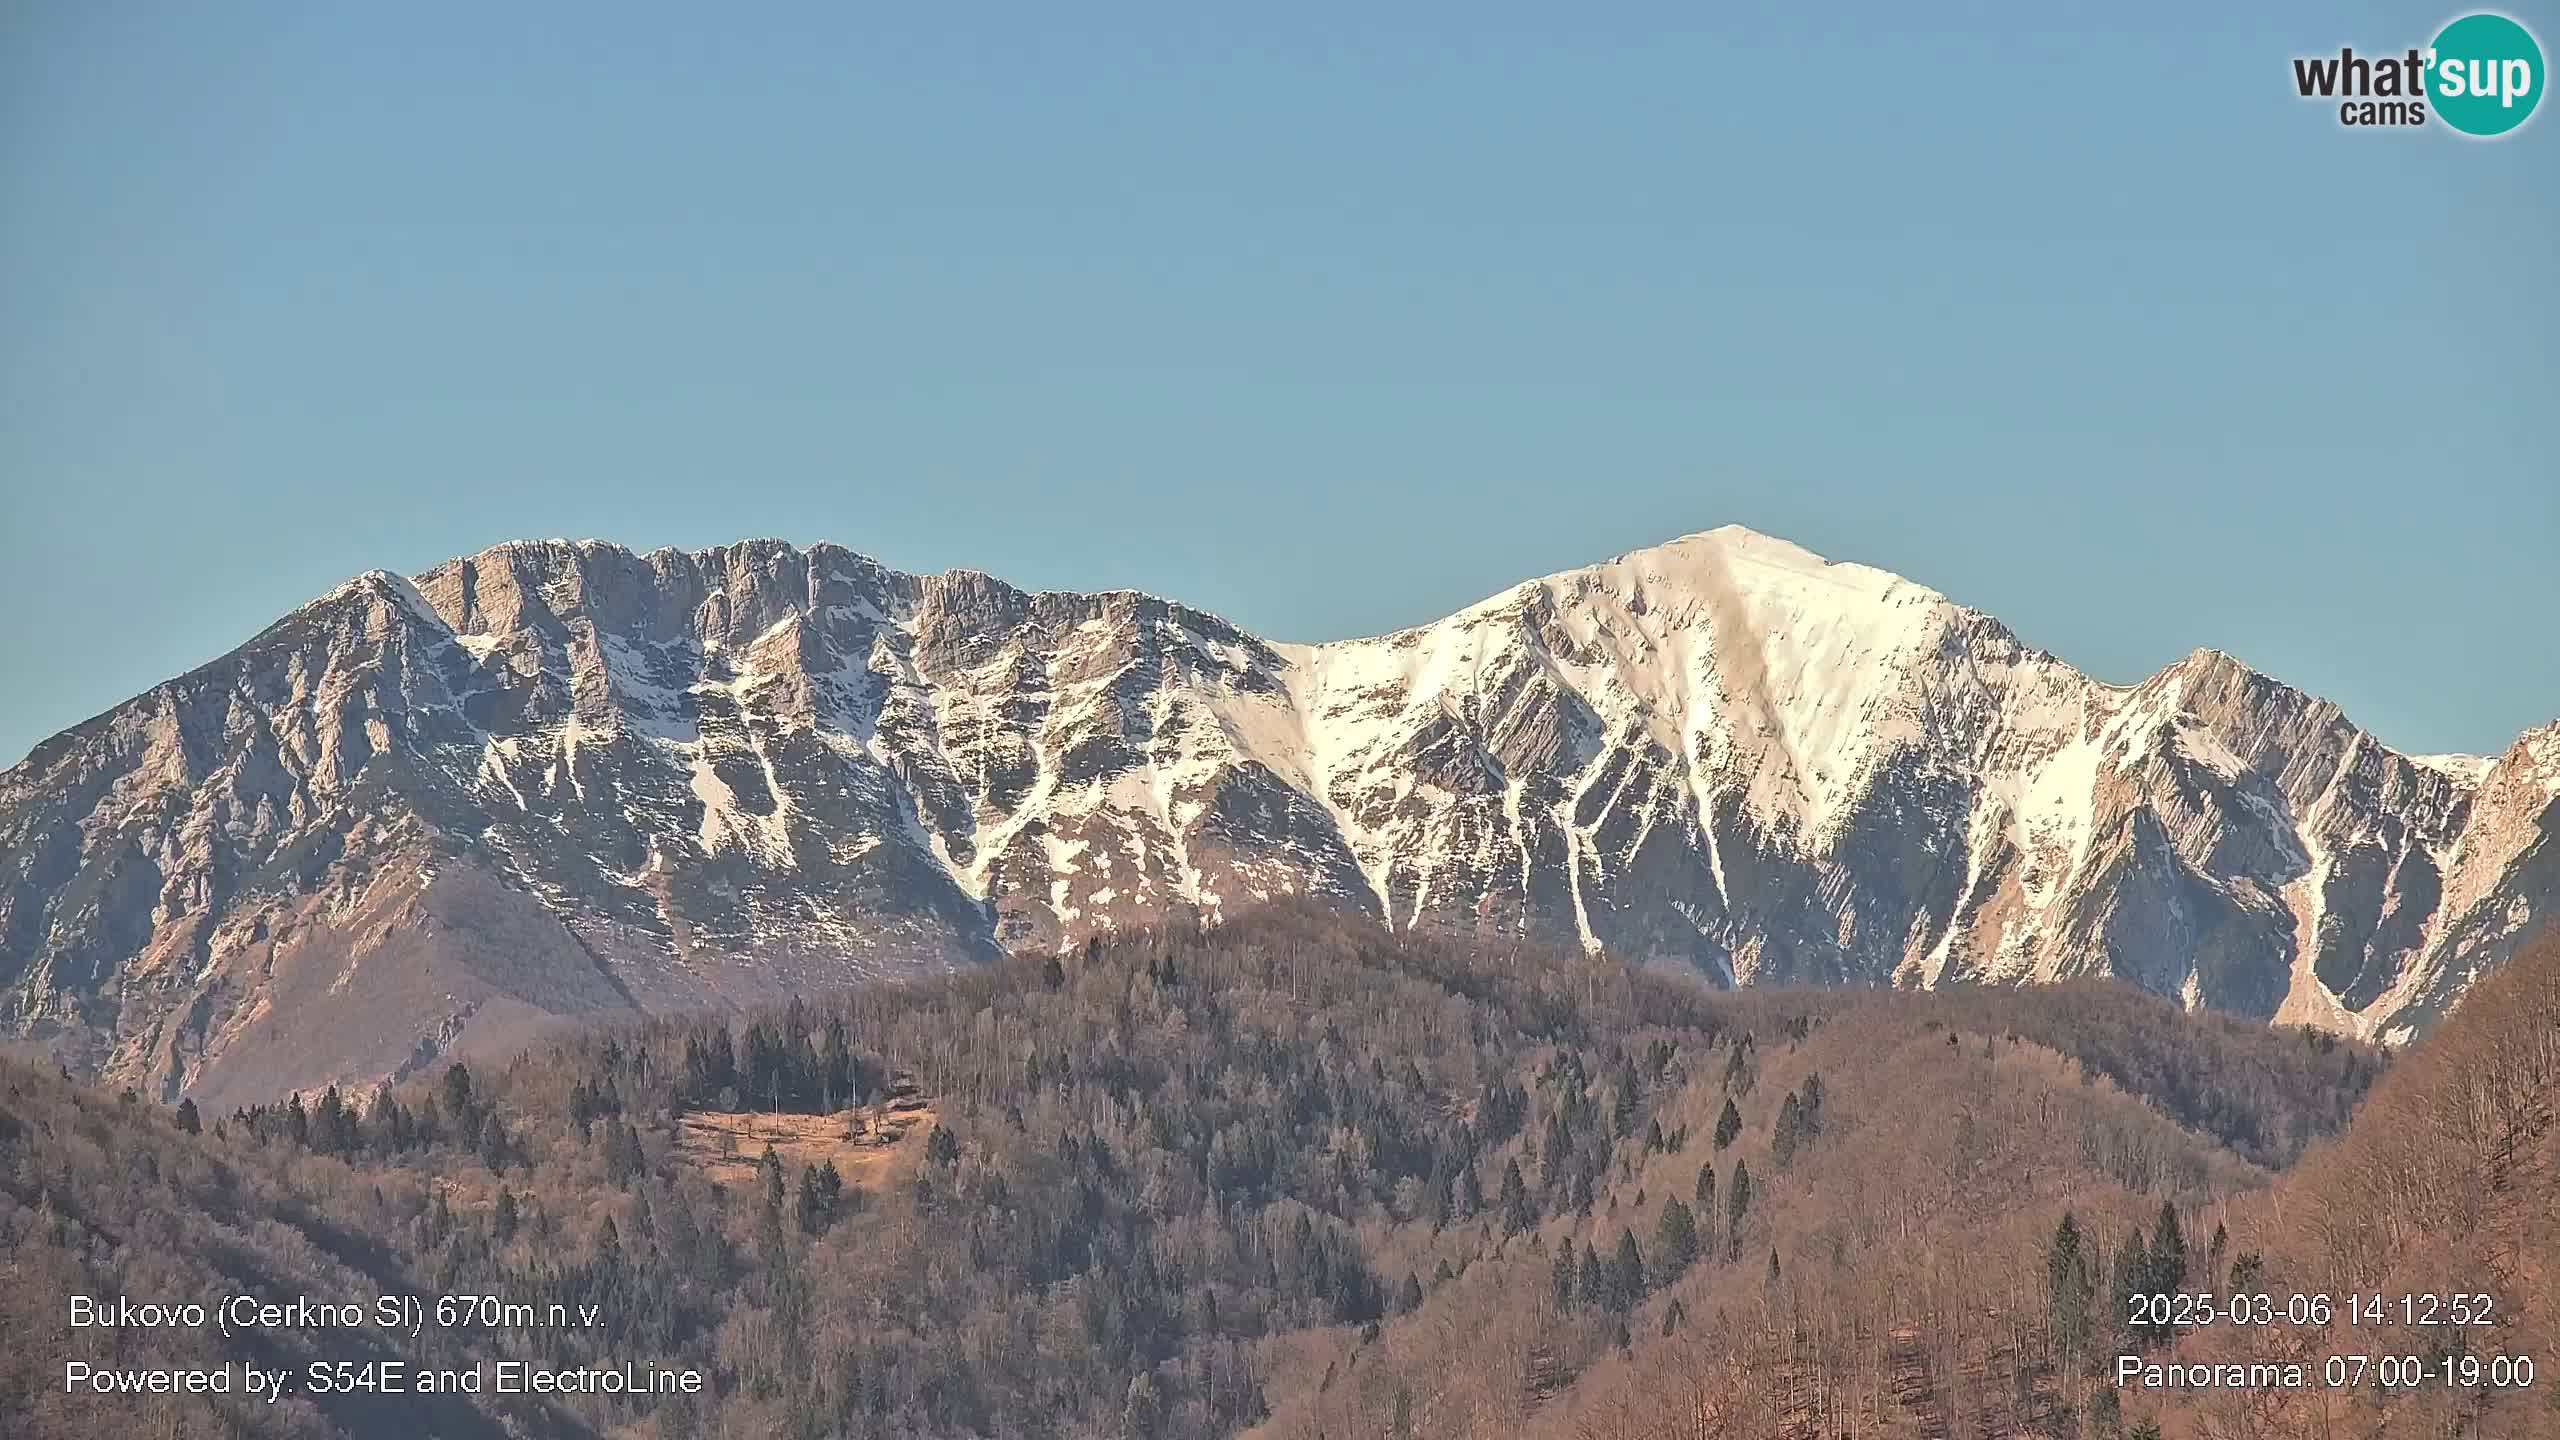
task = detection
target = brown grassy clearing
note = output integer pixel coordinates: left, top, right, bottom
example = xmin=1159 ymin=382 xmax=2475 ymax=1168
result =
xmin=671 ymin=1087 xmax=938 ymax=1191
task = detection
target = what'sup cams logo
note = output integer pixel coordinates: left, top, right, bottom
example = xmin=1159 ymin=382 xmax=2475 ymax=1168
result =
xmin=2292 ymin=11 xmax=2544 ymax=136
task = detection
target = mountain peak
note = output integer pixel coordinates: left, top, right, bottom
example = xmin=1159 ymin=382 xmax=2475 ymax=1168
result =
xmin=7 ymin=528 xmax=2555 ymax=1105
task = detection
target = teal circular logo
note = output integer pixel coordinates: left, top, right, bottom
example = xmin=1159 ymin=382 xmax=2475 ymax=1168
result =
xmin=2431 ymin=13 xmax=2544 ymax=136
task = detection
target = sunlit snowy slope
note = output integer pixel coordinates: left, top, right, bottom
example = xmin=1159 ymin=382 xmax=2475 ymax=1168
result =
xmin=5 ymin=528 xmax=2552 ymax=1101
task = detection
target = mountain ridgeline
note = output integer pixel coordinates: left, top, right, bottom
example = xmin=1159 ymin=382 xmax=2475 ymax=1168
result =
xmin=3 ymin=528 xmax=2554 ymax=1103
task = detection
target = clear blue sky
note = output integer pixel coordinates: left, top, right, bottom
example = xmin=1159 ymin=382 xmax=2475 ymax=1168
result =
xmin=3 ymin=2 xmax=2553 ymax=767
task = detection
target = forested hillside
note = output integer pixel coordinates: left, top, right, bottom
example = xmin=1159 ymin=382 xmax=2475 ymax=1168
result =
xmin=2130 ymin=928 xmax=2560 ymax=1440
xmin=1 ymin=904 xmax=2401 ymax=1439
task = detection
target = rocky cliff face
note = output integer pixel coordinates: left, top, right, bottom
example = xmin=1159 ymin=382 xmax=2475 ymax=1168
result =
xmin=4 ymin=528 xmax=2551 ymax=1103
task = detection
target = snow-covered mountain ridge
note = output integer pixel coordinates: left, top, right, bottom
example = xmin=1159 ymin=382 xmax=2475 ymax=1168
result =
xmin=5 ymin=527 xmax=2551 ymax=1102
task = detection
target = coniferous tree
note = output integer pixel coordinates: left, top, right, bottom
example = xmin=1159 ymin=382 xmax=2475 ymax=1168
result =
xmin=756 ymin=1146 xmax=789 ymax=1272
xmin=759 ymin=1144 xmax=786 ymax=1214
xmin=1611 ymin=1054 xmax=1639 ymax=1137
xmin=1579 ymin=1247 xmax=1607 ymax=1312
xmin=1694 ymin=1160 xmax=1715 ymax=1214
xmin=312 ymin=1086 xmax=345 ymax=1155
xmin=1498 ymin=1159 xmax=1534 ymax=1234
xmin=797 ymin=1160 xmax=844 ymax=1235
xmin=2142 ymin=1201 xmax=2188 ymax=1343
xmin=2111 ymin=1230 xmax=2152 ymax=1348
xmin=1539 ymin=1113 xmax=1572 ymax=1192
xmin=1713 ymin=1097 xmax=1743 ymax=1150
xmin=602 ymin=1118 xmax=636 ymax=1185
xmin=594 ymin=1213 xmax=624 ymax=1277
xmin=1772 ymin=1091 xmax=1804 ymax=1168
xmin=1553 ymin=1238 xmax=1577 ymax=1308
xmin=1397 ymin=1272 xmax=1423 ymax=1315
xmin=1724 ymin=1159 xmax=1753 ymax=1260
xmin=819 ymin=1017 xmax=854 ymax=1112
xmin=440 ymin=1062 xmax=475 ymax=1126
xmin=1424 ymin=1157 xmax=1454 ymax=1229
xmin=174 ymin=1097 xmax=200 ymax=1135
xmin=1610 ymin=1229 xmax=1645 ymax=1312
xmin=2148 ymin=1201 xmax=2187 ymax=1295
xmin=478 ymin=1111 xmax=511 ymax=1173
xmin=1655 ymin=1197 xmax=1701 ymax=1281
xmin=2047 ymin=1211 xmax=2091 ymax=1367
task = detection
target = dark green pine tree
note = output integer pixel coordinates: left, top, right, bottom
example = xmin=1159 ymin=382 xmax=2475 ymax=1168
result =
xmin=1611 ymin=1055 xmax=1640 ymax=1138
xmin=1540 ymin=1112 xmax=1572 ymax=1191
xmin=1553 ymin=1238 xmax=1578 ymax=1308
xmin=331 ymin=1087 xmax=359 ymax=1152
xmin=2110 ymin=1230 xmax=2152 ymax=1348
xmin=1610 ymin=1229 xmax=1645 ymax=1312
xmin=1713 ymin=1097 xmax=1743 ymax=1151
xmin=1724 ymin=1160 xmax=1754 ymax=1260
xmin=1694 ymin=1160 xmax=1716 ymax=1214
xmin=312 ymin=1086 xmax=345 ymax=1155
xmin=440 ymin=1062 xmax=475 ymax=1126
xmin=2149 ymin=1201 xmax=2187 ymax=1291
xmin=1579 ymin=1247 xmax=1607 ymax=1312
xmin=1498 ymin=1159 xmax=1535 ymax=1234
xmin=2046 ymin=1211 xmax=2090 ymax=1367
xmin=1655 ymin=1198 xmax=1701 ymax=1282
xmin=593 ymin=1214 xmax=624 ymax=1277
xmin=174 ymin=1097 xmax=200 ymax=1135
xmin=759 ymin=1144 xmax=786 ymax=1214
xmin=1426 ymin=1157 xmax=1455 ymax=1229
xmin=2144 ymin=1201 xmax=2188 ymax=1341
xmin=602 ymin=1118 xmax=634 ymax=1185
xmin=478 ymin=1111 xmax=511 ymax=1173
xmin=797 ymin=1159 xmax=845 ymax=1235
xmin=1397 ymin=1272 xmax=1423 ymax=1315
xmin=1771 ymin=1091 xmax=1804 ymax=1168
